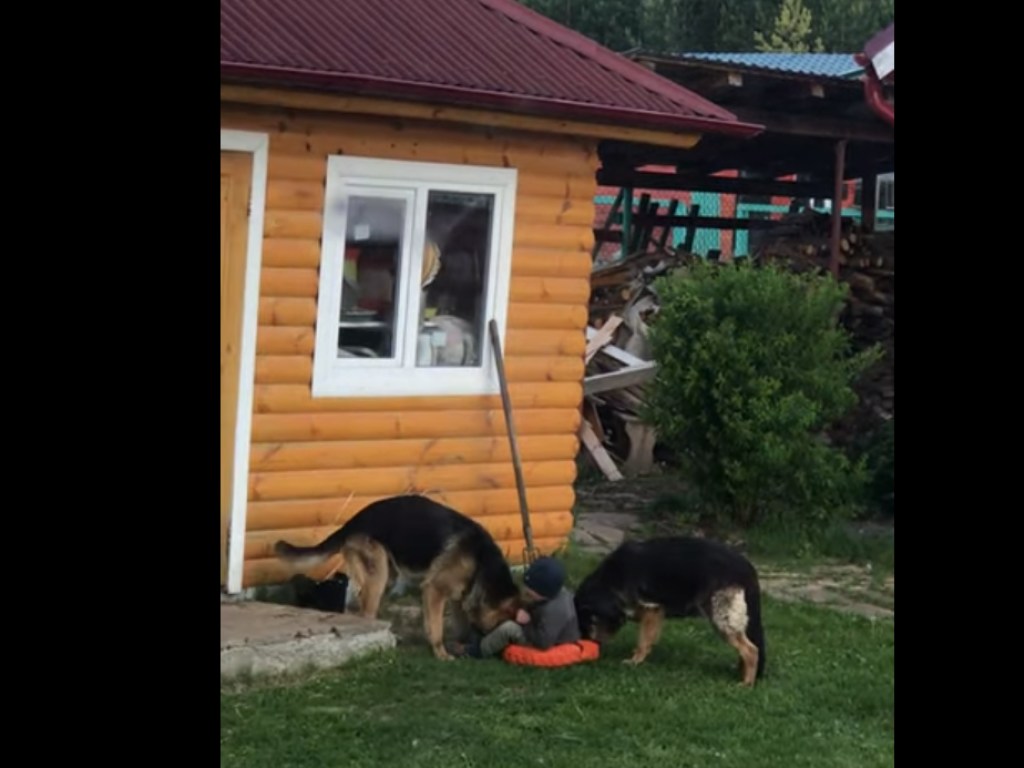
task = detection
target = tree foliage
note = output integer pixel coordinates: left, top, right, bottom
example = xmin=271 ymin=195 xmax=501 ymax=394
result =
xmin=518 ymin=0 xmax=893 ymax=55
xmin=754 ymin=0 xmax=824 ymax=53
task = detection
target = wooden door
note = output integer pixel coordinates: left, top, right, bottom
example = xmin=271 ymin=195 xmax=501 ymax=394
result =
xmin=221 ymin=151 xmax=252 ymax=586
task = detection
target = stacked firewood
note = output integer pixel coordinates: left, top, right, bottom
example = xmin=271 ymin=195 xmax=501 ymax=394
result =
xmin=752 ymin=210 xmax=893 ymax=272
xmin=755 ymin=215 xmax=895 ymax=446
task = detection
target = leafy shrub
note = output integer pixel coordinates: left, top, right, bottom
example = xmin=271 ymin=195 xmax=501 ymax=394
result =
xmin=860 ymin=418 xmax=894 ymax=518
xmin=643 ymin=260 xmax=882 ymax=533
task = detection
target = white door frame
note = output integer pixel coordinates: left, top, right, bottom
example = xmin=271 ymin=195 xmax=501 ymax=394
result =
xmin=221 ymin=129 xmax=269 ymax=594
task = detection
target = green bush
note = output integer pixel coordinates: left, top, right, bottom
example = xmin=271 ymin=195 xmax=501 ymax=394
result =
xmin=643 ymin=260 xmax=882 ymax=533
xmin=860 ymin=418 xmax=894 ymax=518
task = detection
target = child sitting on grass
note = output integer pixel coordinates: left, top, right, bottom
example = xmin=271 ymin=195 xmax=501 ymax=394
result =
xmin=455 ymin=556 xmax=580 ymax=659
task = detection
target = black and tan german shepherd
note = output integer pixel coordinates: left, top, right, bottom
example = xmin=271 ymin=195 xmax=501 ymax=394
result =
xmin=575 ymin=536 xmax=766 ymax=686
xmin=274 ymin=495 xmax=521 ymax=660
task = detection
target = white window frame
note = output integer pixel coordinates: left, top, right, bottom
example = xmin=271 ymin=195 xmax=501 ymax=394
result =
xmin=312 ymin=156 xmax=517 ymax=398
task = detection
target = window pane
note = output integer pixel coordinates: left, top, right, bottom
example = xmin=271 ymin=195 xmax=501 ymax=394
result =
xmin=415 ymin=191 xmax=494 ymax=368
xmin=337 ymin=196 xmax=406 ymax=360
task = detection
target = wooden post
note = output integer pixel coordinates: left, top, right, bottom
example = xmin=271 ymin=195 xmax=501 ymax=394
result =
xmin=488 ymin=318 xmax=536 ymax=564
xmin=829 ymin=139 xmax=848 ymax=278
xmin=861 ymin=172 xmax=878 ymax=233
xmin=622 ymin=187 xmax=633 ymax=260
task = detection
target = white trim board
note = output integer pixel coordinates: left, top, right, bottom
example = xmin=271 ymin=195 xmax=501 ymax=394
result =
xmin=221 ymin=129 xmax=269 ymax=594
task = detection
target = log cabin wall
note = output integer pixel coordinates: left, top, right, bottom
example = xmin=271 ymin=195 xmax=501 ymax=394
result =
xmin=221 ymin=102 xmax=598 ymax=587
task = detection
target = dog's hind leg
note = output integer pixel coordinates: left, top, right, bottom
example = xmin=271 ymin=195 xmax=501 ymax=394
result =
xmin=710 ymin=587 xmax=759 ymax=686
xmin=355 ymin=539 xmax=390 ymax=620
xmin=625 ymin=605 xmax=665 ymax=666
xmin=421 ymin=582 xmax=454 ymax=661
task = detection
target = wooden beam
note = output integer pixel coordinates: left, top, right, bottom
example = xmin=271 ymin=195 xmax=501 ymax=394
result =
xmin=221 ymin=84 xmax=704 ymax=149
xmin=578 ymin=420 xmax=624 ymax=481
xmin=829 ymin=140 xmax=847 ymax=278
xmin=584 ymin=364 xmax=658 ymax=396
xmin=607 ymin=214 xmax=796 ymax=231
xmin=730 ymin=107 xmax=894 ymax=143
xmin=597 ymin=169 xmax=832 ymax=198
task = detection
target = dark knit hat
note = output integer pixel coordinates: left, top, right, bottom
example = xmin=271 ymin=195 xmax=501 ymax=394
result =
xmin=523 ymin=556 xmax=566 ymax=600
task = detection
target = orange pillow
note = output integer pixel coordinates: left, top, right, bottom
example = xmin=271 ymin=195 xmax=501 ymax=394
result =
xmin=502 ymin=640 xmax=601 ymax=667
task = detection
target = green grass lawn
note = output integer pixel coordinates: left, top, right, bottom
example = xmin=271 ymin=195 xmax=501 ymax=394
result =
xmin=221 ymin=595 xmax=893 ymax=768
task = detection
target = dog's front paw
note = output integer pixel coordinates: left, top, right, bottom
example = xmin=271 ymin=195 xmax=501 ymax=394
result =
xmin=433 ymin=647 xmax=455 ymax=661
xmin=623 ymin=657 xmax=644 ymax=666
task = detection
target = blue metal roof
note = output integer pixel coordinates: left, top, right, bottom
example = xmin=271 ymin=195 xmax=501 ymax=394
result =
xmin=674 ymin=52 xmax=862 ymax=79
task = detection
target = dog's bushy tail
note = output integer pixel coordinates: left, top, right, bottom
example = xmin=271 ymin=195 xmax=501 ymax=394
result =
xmin=273 ymin=526 xmax=351 ymax=569
xmin=746 ymin=579 xmax=767 ymax=679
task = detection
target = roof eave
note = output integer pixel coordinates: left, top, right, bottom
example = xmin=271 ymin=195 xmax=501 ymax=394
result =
xmin=220 ymin=63 xmax=764 ymax=140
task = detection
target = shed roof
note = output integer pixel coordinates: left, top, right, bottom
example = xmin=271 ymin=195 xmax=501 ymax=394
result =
xmin=220 ymin=0 xmax=760 ymax=137
xmin=669 ymin=53 xmax=862 ymax=80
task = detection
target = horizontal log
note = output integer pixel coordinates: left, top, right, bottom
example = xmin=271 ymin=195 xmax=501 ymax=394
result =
xmin=266 ymin=179 xmax=325 ymax=211
xmin=509 ymin=276 xmax=591 ymax=305
xmin=267 ymin=152 xmax=327 ymax=182
xmin=516 ymin=172 xmax=598 ymax=202
xmin=514 ymin=197 xmax=594 ymax=228
xmin=255 ymin=355 xmax=311 ymax=385
xmin=257 ymin=141 xmax=593 ymax=208
xmin=254 ymin=382 xmax=583 ymax=413
xmin=262 ymin=238 xmax=321 ymax=269
xmin=505 ymin=356 xmax=583 ymax=383
xmin=245 ymin=485 xmax=576 ymax=531
xmin=513 ymin=222 xmax=594 ymax=252
xmin=256 ymin=326 xmax=316 ymax=356
xmin=248 ymin=460 xmax=577 ymax=501
xmin=511 ymin=249 xmax=593 ymax=280
xmin=507 ymin=303 xmax=588 ymax=330
xmin=245 ymin=511 xmax=573 ymax=559
xmin=250 ymin=434 xmax=579 ymax=472
xmin=264 ymin=209 xmax=322 ymax=239
xmin=505 ymin=329 xmax=585 ymax=357
xmin=260 ymin=267 xmax=318 ymax=298
xmin=253 ymin=354 xmax=581 ymax=386
xmin=242 ymin=535 xmax=569 ymax=586
xmin=259 ymin=297 xmax=316 ymax=326
xmin=268 ymin=132 xmax=594 ymax=175
xmin=222 ymin=85 xmax=698 ymax=152
xmin=250 ymin=408 xmax=581 ymax=442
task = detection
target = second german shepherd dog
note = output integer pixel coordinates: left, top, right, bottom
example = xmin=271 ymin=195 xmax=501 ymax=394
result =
xmin=574 ymin=536 xmax=767 ymax=685
xmin=274 ymin=495 xmax=521 ymax=660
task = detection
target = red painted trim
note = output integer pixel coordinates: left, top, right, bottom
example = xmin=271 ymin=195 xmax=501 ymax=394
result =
xmin=854 ymin=53 xmax=894 ymax=126
xmin=221 ymin=64 xmax=764 ymax=138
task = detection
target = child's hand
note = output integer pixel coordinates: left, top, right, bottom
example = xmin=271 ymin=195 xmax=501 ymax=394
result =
xmin=515 ymin=609 xmax=531 ymax=624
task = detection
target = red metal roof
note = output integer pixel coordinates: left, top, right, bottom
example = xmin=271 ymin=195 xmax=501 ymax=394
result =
xmin=221 ymin=0 xmax=761 ymax=137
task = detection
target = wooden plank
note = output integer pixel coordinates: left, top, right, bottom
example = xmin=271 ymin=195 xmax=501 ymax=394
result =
xmin=584 ymin=317 xmax=624 ymax=365
xmin=585 ymin=328 xmax=650 ymax=368
xmin=584 ymin=364 xmax=657 ymax=395
xmin=578 ymin=420 xmax=623 ymax=482
xmin=597 ymin=170 xmax=833 ymax=198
